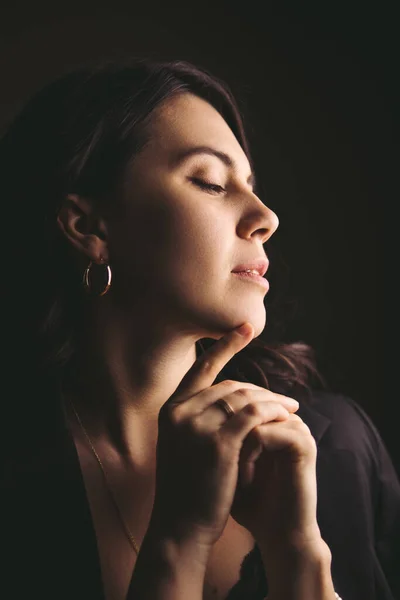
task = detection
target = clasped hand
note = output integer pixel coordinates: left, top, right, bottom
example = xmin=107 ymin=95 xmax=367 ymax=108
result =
xmin=152 ymin=323 xmax=321 ymax=560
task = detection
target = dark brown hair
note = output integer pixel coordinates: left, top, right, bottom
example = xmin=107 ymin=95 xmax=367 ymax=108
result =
xmin=0 ymin=57 xmax=325 ymax=402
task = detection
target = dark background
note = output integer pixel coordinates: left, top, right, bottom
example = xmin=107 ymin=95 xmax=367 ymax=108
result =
xmin=0 ymin=2 xmax=395 ymax=469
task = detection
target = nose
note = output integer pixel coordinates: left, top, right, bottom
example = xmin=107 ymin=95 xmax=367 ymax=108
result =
xmin=237 ymin=192 xmax=279 ymax=244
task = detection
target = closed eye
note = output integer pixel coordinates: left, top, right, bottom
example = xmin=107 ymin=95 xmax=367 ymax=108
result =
xmin=190 ymin=178 xmax=226 ymax=195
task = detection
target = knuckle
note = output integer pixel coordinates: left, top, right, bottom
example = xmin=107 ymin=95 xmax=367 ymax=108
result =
xmin=289 ymin=414 xmax=304 ymax=424
xmin=242 ymin=402 xmax=262 ymax=418
xmin=305 ymin=435 xmax=317 ymax=455
xmin=234 ymin=387 xmax=253 ymax=400
xmin=220 ymin=379 xmax=237 ymax=387
xmin=185 ymin=415 xmax=205 ymax=436
xmin=290 ymin=419 xmax=316 ymax=450
xmin=161 ymin=403 xmax=187 ymax=428
xmin=165 ymin=406 xmax=182 ymax=427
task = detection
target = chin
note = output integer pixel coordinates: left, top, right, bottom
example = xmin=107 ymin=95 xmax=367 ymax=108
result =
xmin=201 ymin=308 xmax=266 ymax=341
xmin=232 ymin=305 xmax=266 ymax=338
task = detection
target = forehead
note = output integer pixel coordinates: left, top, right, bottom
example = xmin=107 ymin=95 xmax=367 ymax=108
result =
xmin=143 ymin=92 xmax=250 ymax=170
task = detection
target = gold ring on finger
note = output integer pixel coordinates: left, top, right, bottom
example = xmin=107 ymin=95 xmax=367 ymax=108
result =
xmin=214 ymin=398 xmax=235 ymax=419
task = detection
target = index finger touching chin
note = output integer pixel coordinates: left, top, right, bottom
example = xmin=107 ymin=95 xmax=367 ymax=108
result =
xmin=167 ymin=323 xmax=254 ymax=404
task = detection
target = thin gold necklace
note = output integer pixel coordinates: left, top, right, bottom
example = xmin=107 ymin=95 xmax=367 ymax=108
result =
xmin=69 ymin=400 xmax=140 ymax=555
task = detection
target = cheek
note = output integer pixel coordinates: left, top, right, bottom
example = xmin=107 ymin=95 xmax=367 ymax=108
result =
xmin=164 ymin=218 xmax=235 ymax=305
xmin=110 ymin=199 xmax=175 ymax=272
xmin=110 ymin=180 xmax=234 ymax=289
xmin=165 ymin=204 xmax=230 ymax=268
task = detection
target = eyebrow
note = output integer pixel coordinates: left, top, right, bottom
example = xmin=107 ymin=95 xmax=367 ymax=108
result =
xmin=173 ymin=145 xmax=257 ymax=189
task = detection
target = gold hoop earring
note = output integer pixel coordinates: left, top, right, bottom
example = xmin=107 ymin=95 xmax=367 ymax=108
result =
xmin=83 ymin=260 xmax=112 ymax=296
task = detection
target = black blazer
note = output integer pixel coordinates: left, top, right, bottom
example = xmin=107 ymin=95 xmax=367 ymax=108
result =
xmin=1 ymin=387 xmax=399 ymax=600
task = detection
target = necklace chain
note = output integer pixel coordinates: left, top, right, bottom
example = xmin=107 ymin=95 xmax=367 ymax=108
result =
xmin=69 ymin=400 xmax=140 ymax=555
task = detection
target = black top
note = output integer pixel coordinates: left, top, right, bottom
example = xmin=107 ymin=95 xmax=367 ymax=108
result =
xmin=1 ymin=386 xmax=399 ymax=600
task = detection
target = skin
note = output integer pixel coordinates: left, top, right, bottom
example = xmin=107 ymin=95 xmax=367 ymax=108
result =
xmin=57 ymin=92 xmax=335 ymax=600
xmin=58 ymin=92 xmax=278 ymax=460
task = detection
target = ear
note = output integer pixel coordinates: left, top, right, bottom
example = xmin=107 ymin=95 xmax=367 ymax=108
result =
xmin=57 ymin=194 xmax=109 ymax=263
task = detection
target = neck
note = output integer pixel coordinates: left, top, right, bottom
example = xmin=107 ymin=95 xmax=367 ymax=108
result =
xmin=63 ymin=309 xmax=204 ymax=464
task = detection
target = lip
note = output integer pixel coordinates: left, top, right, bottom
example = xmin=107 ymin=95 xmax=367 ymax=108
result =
xmin=231 ymin=257 xmax=269 ymax=277
xmin=232 ymin=271 xmax=270 ymax=290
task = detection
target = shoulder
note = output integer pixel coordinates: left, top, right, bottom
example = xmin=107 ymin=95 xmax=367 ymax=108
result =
xmin=302 ymin=389 xmax=387 ymax=466
xmin=307 ymin=388 xmax=371 ymax=425
xmin=309 ymin=389 xmax=379 ymax=438
xmin=304 ymin=389 xmax=400 ymax=486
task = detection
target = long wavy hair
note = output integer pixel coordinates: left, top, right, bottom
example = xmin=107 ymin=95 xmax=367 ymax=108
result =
xmin=0 ymin=57 xmax=326 ymax=405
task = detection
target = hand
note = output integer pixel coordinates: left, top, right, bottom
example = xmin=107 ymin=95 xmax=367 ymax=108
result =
xmin=150 ymin=322 xmax=300 ymax=554
xmin=231 ymin=400 xmax=321 ymax=557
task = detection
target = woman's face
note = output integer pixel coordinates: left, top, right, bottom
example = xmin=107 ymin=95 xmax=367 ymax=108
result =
xmin=106 ymin=92 xmax=279 ymax=339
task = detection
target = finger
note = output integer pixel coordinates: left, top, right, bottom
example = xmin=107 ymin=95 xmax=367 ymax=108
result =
xmin=191 ymin=390 xmax=299 ymax=428
xmin=239 ymin=428 xmax=264 ymax=471
xmin=238 ymin=440 xmax=264 ymax=488
xmin=218 ymin=400 xmax=291 ymax=450
xmin=167 ymin=322 xmax=254 ymax=405
xmin=179 ymin=382 xmax=300 ymax=418
xmin=248 ymin=418 xmax=317 ymax=457
xmin=238 ymin=416 xmax=314 ymax=487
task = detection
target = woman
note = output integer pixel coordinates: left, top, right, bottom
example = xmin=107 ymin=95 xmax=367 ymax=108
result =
xmin=1 ymin=58 xmax=398 ymax=600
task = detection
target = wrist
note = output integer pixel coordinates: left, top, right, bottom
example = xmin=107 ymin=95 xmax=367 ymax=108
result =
xmin=127 ymin=526 xmax=210 ymax=600
xmin=146 ymin=510 xmax=214 ymax=566
xmin=145 ymin=525 xmax=211 ymax=572
xmin=258 ymin=523 xmax=328 ymax=560
xmin=259 ymin=531 xmax=331 ymax=571
xmin=259 ymin=539 xmax=335 ymax=600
